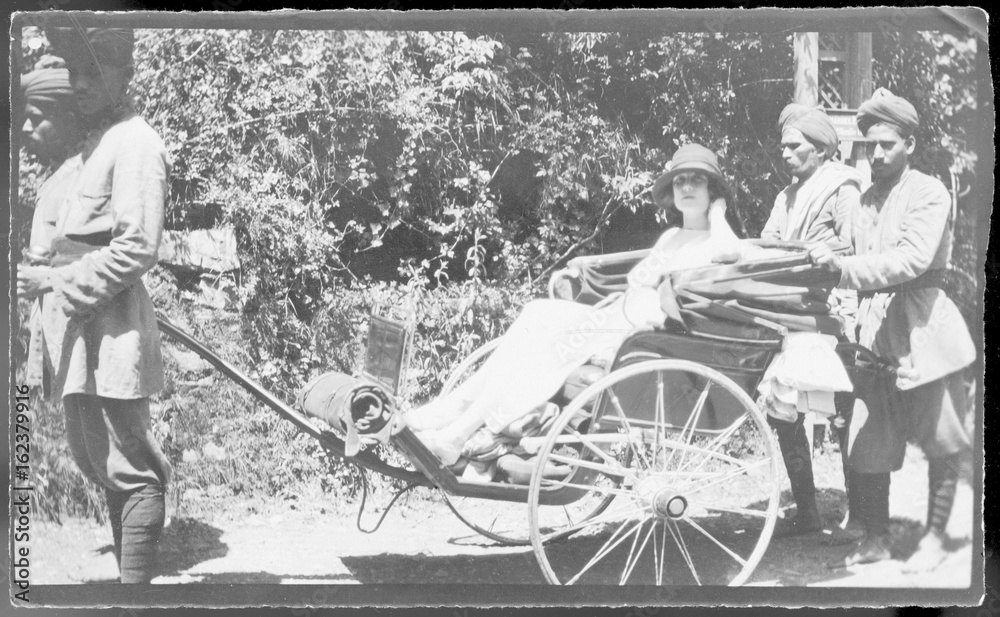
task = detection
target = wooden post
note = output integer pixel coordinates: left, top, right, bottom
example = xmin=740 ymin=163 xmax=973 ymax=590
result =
xmin=793 ymin=32 xmax=819 ymax=107
xmin=845 ymin=33 xmax=873 ymax=185
xmin=844 ymin=33 xmax=873 ymax=107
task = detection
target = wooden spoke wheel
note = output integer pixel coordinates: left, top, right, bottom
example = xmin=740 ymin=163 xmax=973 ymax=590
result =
xmin=528 ymin=359 xmax=780 ymax=586
xmin=439 ymin=340 xmax=617 ymax=546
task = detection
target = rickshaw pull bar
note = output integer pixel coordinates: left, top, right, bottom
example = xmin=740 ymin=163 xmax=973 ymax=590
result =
xmin=154 ymin=312 xmax=433 ymax=487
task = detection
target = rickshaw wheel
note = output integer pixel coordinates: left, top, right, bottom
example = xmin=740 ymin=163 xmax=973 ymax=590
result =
xmin=439 ymin=339 xmax=617 ymax=546
xmin=528 ymin=359 xmax=780 ymax=586
xmin=439 ymin=339 xmax=532 ymax=545
xmin=441 ymin=494 xmax=531 ymax=546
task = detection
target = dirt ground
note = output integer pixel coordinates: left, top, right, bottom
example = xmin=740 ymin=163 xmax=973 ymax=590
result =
xmin=30 ymin=444 xmax=974 ymax=590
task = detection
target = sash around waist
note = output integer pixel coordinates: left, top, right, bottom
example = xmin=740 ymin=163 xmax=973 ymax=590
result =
xmin=859 ymin=269 xmax=946 ymax=297
xmin=49 ymin=234 xmax=111 ymax=266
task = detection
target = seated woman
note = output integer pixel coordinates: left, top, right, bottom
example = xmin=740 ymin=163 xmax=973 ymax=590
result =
xmin=407 ymin=143 xmax=741 ymax=465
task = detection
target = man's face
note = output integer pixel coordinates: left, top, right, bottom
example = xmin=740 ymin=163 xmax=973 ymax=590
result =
xmin=65 ymin=59 xmax=129 ymax=117
xmin=22 ymin=101 xmax=79 ymax=162
xmin=780 ymin=128 xmax=823 ymax=180
xmin=864 ymin=123 xmax=914 ymax=181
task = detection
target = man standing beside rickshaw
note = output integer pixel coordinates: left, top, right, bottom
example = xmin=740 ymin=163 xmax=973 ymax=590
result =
xmin=17 ymin=26 xmax=173 ymax=584
xmin=762 ymin=104 xmax=862 ymax=539
xmin=810 ymin=89 xmax=975 ymax=571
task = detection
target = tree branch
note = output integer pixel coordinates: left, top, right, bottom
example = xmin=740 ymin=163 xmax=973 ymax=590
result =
xmin=522 ymin=198 xmax=627 ymax=285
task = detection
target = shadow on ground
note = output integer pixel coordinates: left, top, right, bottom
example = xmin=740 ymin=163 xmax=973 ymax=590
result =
xmin=341 ymin=551 xmax=544 ymax=584
xmin=154 ymin=516 xmax=230 ymax=579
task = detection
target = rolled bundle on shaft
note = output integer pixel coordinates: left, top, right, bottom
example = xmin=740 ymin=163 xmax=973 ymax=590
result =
xmin=296 ymin=372 xmax=393 ymax=456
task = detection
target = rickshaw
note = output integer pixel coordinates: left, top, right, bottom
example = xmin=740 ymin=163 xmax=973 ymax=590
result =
xmin=156 ymin=239 xmax=891 ymax=586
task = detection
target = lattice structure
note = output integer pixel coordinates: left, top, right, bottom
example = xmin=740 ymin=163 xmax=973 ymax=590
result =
xmin=819 ymin=63 xmax=846 ymax=108
xmin=818 ymin=32 xmax=847 ymax=109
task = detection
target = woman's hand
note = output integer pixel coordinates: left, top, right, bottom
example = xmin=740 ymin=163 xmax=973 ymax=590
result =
xmin=707 ymin=197 xmax=728 ymax=229
xmin=17 ymin=265 xmax=55 ymax=300
xmin=707 ymin=197 xmax=740 ymax=243
xmin=709 ymin=197 xmax=727 ymax=218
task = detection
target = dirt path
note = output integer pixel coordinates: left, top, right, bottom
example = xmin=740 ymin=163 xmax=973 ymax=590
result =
xmin=31 ymin=445 xmax=974 ymax=589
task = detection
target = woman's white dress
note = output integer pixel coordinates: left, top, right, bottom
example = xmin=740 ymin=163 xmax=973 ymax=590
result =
xmin=418 ymin=227 xmax=731 ymax=434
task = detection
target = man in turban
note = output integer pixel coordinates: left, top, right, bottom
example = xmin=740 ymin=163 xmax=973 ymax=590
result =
xmin=18 ymin=26 xmax=173 ymax=584
xmin=760 ymin=104 xmax=863 ymax=540
xmin=20 ymin=62 xmax=79 ymax=165
xmin=21 ymin=56 xmax=84 ymax=406
xmin=764 ymin=103 xmax=861 ymax=244
xmin=810 ymin=89 xmax=974 ymax=571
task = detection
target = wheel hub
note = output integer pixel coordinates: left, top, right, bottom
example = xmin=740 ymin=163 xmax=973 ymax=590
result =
xmin=636 ymin=476 xmax=687 ymax=519
xmin=652 ymin=489 xmax=687 ymax=519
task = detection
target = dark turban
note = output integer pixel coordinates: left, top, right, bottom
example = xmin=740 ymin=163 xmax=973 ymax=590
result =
xmin=45 ymin=27 xmax=135 ymax=68
xmin=20 ymin=67 xmax=75 ymax=107
xmin=778 ymin=103 xmax=839 ymax=157
xmin=856 ymin=88 xmax=919 ymax=136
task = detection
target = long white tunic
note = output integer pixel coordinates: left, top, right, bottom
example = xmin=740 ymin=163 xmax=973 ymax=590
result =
xmin=27 ymin=112 xmax=170 ymax=400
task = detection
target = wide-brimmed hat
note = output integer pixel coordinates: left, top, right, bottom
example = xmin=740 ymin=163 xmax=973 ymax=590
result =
xmin=652 ymin=143 xmax=733 ymax=209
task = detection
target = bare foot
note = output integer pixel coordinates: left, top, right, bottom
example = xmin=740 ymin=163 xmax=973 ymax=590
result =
xmin=901 ymin=528 xmax=949 ymax=574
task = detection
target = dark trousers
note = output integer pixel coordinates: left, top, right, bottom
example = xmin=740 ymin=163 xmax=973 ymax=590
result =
xmin=834 ymin=395 xmax=891 ymax=535
xmin=835 ymin=450 xmax=960 ymax=536
xmin=106 ymin=484 xmax=166 ymax=583
xmin=63 ymin=394 xmax=171 ymax=583
xmin=838 ymin=372 xmax=967 ymax=536
xmin=769 ymin=413 xmax=818 ymax=515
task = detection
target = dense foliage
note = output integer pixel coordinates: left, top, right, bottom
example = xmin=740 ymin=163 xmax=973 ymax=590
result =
xmin=125 ymin=28 xmax=982 ymax=385
xmin=15 ymin=25 xmax=984 ymax=519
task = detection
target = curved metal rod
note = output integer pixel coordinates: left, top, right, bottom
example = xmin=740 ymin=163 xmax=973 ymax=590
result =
xmin=155 ymin=311 xmax=432 ymax=487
